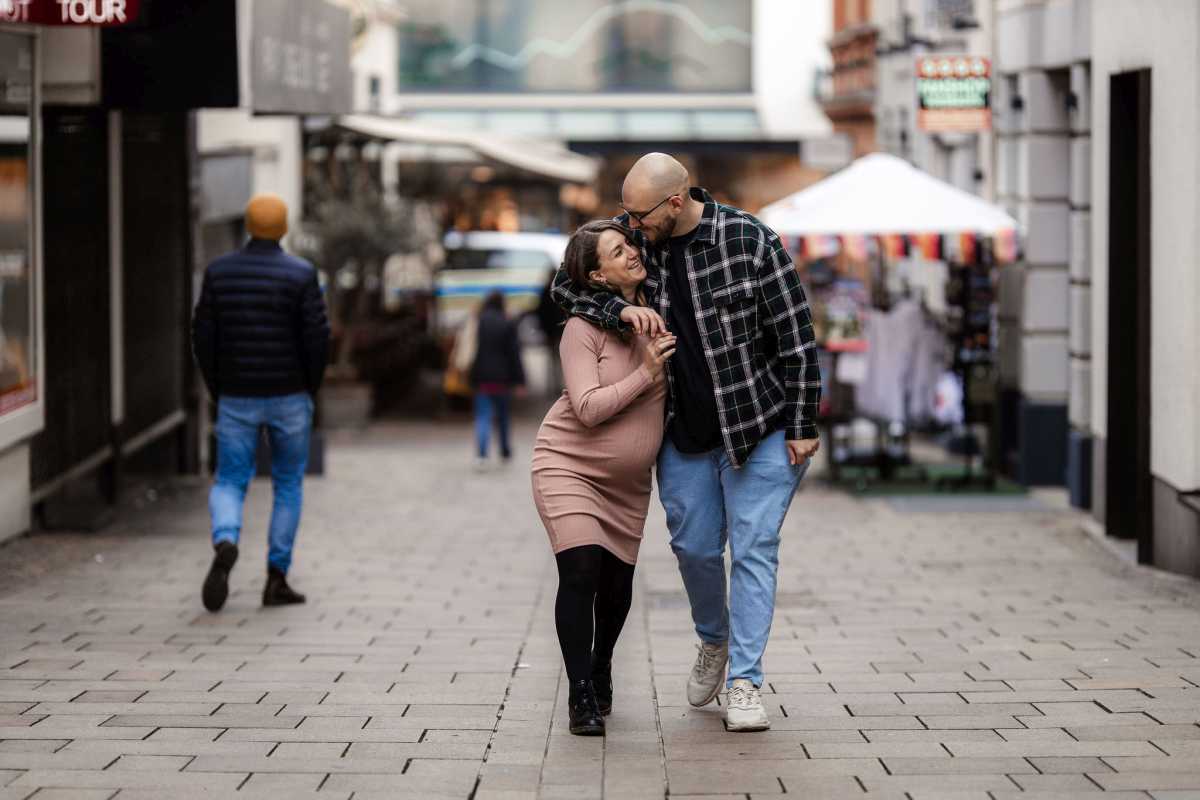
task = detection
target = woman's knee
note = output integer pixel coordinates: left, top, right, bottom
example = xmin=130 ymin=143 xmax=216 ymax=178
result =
xmin=556 ymin=546 xmax=604 ymax=593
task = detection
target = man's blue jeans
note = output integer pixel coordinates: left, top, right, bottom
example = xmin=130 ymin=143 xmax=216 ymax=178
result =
xmin=657 ymin=429 xmax=808 ymax=687
xmin=474 ymin=392 xmax=512 ymax=459
xmin=210 ymin=392 xmax=313 ymax=574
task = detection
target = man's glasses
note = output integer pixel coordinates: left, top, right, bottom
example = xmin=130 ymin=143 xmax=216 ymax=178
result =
xmin=619 ymin=192 xmax=680 ymax=226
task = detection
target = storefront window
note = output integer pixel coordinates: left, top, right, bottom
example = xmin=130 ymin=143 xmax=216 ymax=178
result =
xmin=397 ymin=0 xmax=752 ymax=93
xmin=0 ymin=32 xmax=34 ymax=418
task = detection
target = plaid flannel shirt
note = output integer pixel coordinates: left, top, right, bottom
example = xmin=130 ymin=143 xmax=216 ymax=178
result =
xmin=552 ymin=188 xmax=821 ymax=468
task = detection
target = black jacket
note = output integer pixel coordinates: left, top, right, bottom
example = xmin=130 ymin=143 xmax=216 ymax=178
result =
xmin=469 ymin=308 xmax=525 ymax=387
xmin=191 ymin=239 xmax=330 ymax=398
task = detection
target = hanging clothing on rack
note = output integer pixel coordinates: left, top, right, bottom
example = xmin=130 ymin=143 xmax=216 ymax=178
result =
xmin=908 ymin=322 xmax=948 ymax=426
xmin=857 ymin=300 xmax=946 ymax=425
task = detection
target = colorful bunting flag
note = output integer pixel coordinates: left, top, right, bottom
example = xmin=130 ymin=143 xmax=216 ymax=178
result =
xmin=804 ymin=234 xmax=840 ymax=259
xmin=958 ymin=232 xmax=977 ymax=265
xmin=841 ymin=234 xmax=868 ymax=261
xmin=994 ymin=228 xmax=1017 ymax=264
xmin=881 ymin=233 xmax=906 ymax=262
xmin=908 ymin=233 xmax=941 ymax=261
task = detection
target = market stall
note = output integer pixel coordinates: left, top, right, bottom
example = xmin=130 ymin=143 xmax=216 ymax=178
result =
xmin=759 ymin=153 xmax=1020 ymax=490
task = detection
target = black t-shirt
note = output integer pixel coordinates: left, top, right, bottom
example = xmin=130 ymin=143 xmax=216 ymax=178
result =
xmin=663 ymin=227 xmax=722 ymax=453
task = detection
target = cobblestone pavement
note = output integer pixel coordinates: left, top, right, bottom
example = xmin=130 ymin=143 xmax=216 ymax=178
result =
xmin=2 ymin=419 xmax=1200 ymax=799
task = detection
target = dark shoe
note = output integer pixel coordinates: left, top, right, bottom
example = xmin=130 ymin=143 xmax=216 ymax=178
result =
xmin=591 ymin=659 xmax=613 ymax=716
xmin=262 ymin=567 xmax=306 ymax=607
xmin=567 ymin=679 xmax=605 ymax=736
xmin=201 ymin=542 xmax=238 ymax=612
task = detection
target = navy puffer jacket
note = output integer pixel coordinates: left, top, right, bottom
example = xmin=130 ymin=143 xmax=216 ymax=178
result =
xmin=191 ymin=239 xmax=330 ymax=398
xmin=469 ymin=307 xmax=526 ymax=388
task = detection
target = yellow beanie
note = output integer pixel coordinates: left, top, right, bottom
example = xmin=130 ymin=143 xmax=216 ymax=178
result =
xmin=245 ymin=194 xmax=288 ymax=240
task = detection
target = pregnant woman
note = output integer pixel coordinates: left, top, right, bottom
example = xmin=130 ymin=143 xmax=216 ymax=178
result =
xmin=531 ymin=220 xmax=675 ymax=736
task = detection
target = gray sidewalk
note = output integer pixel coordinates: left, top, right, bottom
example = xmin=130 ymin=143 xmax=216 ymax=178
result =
xmin=2 ymin=419 xmax=1199 ymax=799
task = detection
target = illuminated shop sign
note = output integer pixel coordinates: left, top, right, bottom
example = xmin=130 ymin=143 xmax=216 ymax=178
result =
xmin=0 ymin=0 xmax=143 ymax=25
xmin=916 ymin=55 xmax=991 ymax=132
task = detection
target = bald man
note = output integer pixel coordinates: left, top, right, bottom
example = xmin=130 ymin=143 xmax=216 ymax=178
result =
xmin=553 ymin=154 xmax=821 ymax=731
xmin=192 ymin=195 xmax=330 ymax=612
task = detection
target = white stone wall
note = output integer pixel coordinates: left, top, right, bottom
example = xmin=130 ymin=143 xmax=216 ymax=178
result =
xmin=351 ymin=17 xmax=401 ymax=115
xmin=196 ymin=111 xmax=304 ymax=237
xmin=994 ymin=0 xmax=1087 ymax=407
xmin=1090 ymin=0 xmax=1200 ymax=491
xmin=753 ymin=0 xmax=833 ymax=138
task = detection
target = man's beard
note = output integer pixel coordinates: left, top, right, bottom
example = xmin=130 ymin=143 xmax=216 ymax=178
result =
xmin=649 ymin=215 xmax=678 ymax=243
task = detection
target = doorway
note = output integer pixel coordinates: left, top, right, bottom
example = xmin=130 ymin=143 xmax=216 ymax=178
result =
xmin=1104 ymin=69 xmax=1152 ymax=562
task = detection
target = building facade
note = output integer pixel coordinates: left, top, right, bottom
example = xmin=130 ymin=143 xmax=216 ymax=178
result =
xmin=0 ymin=0 xmax=352 ymax=545
xmin=994 ymin=0 xmax=1200 ymax=576
xmin=872 ymin=0 xmax=995 ymax=196
xmin=819 ymin=0 xmax=878 ymax=159
xmin=1088 ymin=0 xmax=1199 ymax=574
xmin=351 ymin=0 xmax=834 ymax=218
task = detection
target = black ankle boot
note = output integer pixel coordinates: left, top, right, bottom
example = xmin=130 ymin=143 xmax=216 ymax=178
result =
xmin=262 ymin=567 xmax=306 ymax=607
xmin=591 ymin=659 xmax=613 ymax=716
xmin=567 ymin=679 xmax=604 ymax=736
xmin=202 ymin=541 xmax=238 ymax=612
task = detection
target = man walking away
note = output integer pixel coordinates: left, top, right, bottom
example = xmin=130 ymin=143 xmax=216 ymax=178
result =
xmin=191 ymin=194 xmax=330 ymax=612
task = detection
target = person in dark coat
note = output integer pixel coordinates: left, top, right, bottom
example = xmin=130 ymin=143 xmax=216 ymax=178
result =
xmin=469 ymin=290 xmax=525 ymax=467
xmin=191 ymin=194 xmax=330 ymax=612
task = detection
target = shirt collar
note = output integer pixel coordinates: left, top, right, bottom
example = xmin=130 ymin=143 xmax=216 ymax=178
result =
xmin=245 ymin=238 xmax=283 ymax=253
xmin=690 ymin=186 xmax=719 ymax=245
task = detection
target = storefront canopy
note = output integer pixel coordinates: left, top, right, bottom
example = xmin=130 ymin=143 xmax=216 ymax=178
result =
xmin=759 ymin=152 xmax=1018 ymax=236
xmin=335 ymin=114 xmax=599 ymax=185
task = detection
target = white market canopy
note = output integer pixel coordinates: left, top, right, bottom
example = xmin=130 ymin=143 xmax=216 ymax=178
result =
xmin=759 ymin=152 xmax=1019 ymax=237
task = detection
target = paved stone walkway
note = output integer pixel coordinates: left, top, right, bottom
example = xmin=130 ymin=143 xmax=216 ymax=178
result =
xmin=2 ymin=419 xmax=1200 ymax=799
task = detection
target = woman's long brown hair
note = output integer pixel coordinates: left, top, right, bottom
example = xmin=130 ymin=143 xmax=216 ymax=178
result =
xmin=562 ymin=220 xmax=646 ymax=306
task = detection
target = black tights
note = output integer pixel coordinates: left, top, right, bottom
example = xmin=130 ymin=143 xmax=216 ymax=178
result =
xmin=554 ymin=545 xmax=635 ymax=684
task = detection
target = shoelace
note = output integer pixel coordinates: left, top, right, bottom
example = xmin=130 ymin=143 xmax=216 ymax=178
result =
xmin=693 ymin=644 xmax=721 ymax=675
xmin=728 ymin=683 xmax=760 ymax=709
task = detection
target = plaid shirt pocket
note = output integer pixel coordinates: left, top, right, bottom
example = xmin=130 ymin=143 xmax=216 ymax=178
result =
xmin=711 ymin=278 xmax=757 ymax=348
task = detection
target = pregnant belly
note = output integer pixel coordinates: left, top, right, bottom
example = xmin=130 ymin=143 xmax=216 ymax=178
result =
xmin=533 ymin=417 xmax=664 ymax=479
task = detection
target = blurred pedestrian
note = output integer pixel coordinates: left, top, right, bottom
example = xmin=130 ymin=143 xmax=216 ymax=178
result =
xmin=552 ymin=154 xmax=821 ymax=732
xmin=532 ymin=221 xmax=676 ymax=736
xmin=191 ymin=194 xmax=330 ymax=612
xmin=469 ymin=290 xmax=525 ymax=470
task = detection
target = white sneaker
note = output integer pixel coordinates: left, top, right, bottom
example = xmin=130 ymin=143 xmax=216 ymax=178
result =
xmin=687 ymin=640 xmax=728 ymax=707
xmin=725 ymin=678 xmax=770 ymax=732
xmin=473 ymin=457 xmax=489 ymax=473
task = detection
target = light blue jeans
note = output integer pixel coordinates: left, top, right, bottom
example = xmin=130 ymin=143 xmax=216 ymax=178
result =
xmin=210 ymin=392 xmax=314 ymax=574
xmin=474 ymin=392 xmax=512 ymax=459
xmin=657 ymin=429 xmax=808 ymax=687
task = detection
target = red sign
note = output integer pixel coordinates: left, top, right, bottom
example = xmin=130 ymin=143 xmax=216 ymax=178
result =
xmin=0 ymin=0 xmax=143 ymax=26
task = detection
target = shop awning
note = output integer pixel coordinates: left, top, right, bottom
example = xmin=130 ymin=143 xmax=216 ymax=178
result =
xmin=335 ymin=114 xmax=599 ymax=184
xmin=760 ymin=152 xmax=1018 ymax=236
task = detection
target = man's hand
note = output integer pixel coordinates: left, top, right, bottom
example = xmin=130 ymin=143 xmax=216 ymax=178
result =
xmin=786 ymin=438 xmax=820 ymax=465
xmin=620 ymin=306 xmax=668 ymax=337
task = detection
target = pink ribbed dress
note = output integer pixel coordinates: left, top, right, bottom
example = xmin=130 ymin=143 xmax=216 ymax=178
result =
xmin=531 ymin=317 xmax=668 ymax=565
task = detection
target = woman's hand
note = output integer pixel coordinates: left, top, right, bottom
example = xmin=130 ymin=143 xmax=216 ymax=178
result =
xmin=620 ymin=305 xmax=668 ymax=337
xmin=642 ymin=333 xmax=677 ymax=378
